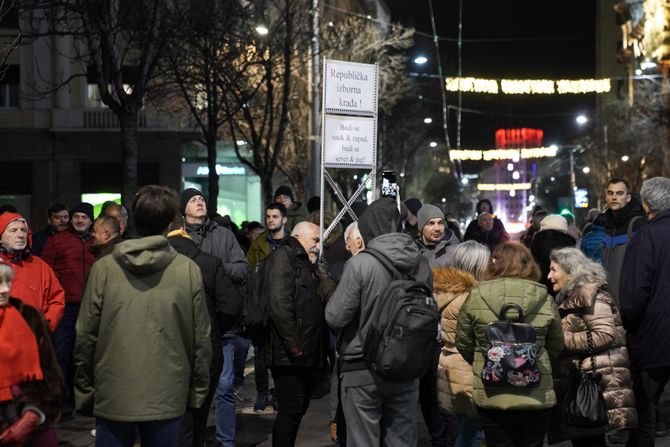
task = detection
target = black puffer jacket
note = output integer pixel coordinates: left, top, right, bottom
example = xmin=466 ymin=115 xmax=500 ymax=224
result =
xmin=263 ymin=237 xmax=327 ymax=368
xmin=530 ymin=229 xmax=576 ymax=293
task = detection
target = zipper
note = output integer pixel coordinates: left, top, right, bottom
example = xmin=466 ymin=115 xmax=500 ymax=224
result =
xmin=383 ymin=302 xmax=437 ymax=346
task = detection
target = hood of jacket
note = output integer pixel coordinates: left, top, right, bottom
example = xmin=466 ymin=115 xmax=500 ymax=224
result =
xmin=367 ymin=232 xmax=421 ymax=274
xmin=477 ymin=277 xmax=549 ymax=320
xmin=603 ymin=197 xmax=646 ymax=229
xmin=433 ymin=267 xmax=477 ymax=309
xmin=0 ymin=212 xmax=33 ymax=251
xmin=113 ymin=235 xmax=177 ymax=275
xmin=533 ymin=229 xmax=576 ymax=247
xmin=167 ymin=234 xmax=200 ymax=259
xmin=358 ymin=197 xmax=402 ymax=244
xmin=418 ymin=229 xmax=459 ymax=249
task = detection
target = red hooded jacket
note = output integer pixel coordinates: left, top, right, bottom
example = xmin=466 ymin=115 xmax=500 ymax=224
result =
xmin=40 ymin=227 xmax=95 ymax=305
xmin=0 ymin=213 xmax=65 ymax=331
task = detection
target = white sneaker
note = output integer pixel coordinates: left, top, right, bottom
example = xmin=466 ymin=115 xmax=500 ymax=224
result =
xmin=91 ymin=429 xmax=96 ymax=437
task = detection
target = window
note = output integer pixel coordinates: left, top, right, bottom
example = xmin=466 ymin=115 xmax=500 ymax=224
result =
xmin=0 ymin=65 xmax=19 ymax=108
xmin=0 ymin=5 xmax=18 ymax=29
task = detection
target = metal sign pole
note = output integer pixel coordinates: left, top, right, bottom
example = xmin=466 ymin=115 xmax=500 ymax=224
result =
xmin=319 ymin=59 xmax=379 ymax=254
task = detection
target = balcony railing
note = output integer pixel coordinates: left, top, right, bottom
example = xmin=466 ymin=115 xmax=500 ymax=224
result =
xmin=83 ymin=109 xmax=146 ymax=128
xmin=83 ymin=109 xmax=188 ymax=129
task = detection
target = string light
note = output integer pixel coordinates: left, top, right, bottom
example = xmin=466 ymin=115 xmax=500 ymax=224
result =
xmin=478 ymin=183 xmax=532 ymax=191
xmin=445 ymin=77 xmax=612 ymax=95
xmin=445 ymin=77 xmax=498 ymax=94
xmin=556 ymin=79 xmax=611 ymax=94
xmin=501 ymin=79 xmax=554 ymax=94
xmin=450 ymin=146 xmax=558 ymax=161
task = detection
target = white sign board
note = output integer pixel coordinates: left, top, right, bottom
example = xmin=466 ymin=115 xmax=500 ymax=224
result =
xmin=323 ymin=114 xmax=375 ymax=168
xmin=323 ymin=59 xmax=378 ymax=115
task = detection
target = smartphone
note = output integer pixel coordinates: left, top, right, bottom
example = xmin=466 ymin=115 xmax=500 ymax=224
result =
xmin=381 ymin=170 xmax=397 ymax=198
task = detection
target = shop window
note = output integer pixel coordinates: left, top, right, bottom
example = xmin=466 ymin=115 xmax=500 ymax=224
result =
xmin=0 ymin=65 xmax=19 ymax=108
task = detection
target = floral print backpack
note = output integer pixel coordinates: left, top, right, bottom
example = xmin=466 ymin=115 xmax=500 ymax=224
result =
xmin=480 ymin=303 xmax=541 ymax=387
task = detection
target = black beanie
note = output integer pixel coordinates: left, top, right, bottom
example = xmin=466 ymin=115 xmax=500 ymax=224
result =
xmin=180 ymin=188 xmax=206 ymax=216
xmin=274 ymin=185 xmax=294 ymax=202
xmin=70 ymin=202 xmax=94 ymax=222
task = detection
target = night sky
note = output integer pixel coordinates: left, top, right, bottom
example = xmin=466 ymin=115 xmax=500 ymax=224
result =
xmin=385 ymin=1 xmax=598 ymax=150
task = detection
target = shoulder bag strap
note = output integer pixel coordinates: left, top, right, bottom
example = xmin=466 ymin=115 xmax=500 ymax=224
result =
xmin=362 ymin=248 xmax=402 ymax=281
xmin=627 ymin=216 xmax=644 ymax=239
xmin=581 ymin=329 xmax=598 ymax=373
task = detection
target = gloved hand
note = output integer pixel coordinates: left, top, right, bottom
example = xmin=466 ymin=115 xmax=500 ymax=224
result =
xmin=315 ymin=257 xmax=331 ymax=281
xmin=0 ymin=410 xmax=42 ymax=446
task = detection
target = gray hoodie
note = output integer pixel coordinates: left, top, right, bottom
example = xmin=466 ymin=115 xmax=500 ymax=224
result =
xmin=325 ymin=232 xmax=432 ymax=372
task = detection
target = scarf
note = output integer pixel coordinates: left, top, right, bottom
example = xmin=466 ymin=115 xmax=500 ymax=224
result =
xmin=0 ymin=305 xmax=43 ymax=402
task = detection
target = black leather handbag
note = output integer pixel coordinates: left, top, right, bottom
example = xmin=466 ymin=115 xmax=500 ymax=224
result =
xmin=561 ymin=330 xmax=609 ymax=427
xmin=480 ymin=304 xmax=541 ymax=387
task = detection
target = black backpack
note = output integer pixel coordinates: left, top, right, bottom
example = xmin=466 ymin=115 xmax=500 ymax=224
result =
xmin=360 ymin=248 xmax=439 ymax=382
xmin=242 ymin=246 xmax=299 ymax=345
xmin=242 ymin=257 xmax=271 ymax=345
xmin=480 ymin=303 xmax=541 ymax=388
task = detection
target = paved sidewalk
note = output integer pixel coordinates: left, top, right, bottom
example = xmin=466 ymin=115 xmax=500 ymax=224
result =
xmin=56 ymin=356 xmax=670 ymax=446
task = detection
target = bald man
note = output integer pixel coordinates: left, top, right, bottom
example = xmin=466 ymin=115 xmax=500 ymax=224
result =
xmin=104 ymin=204 xmax=128 ymax=236
xmin=262 ymin=221 xmax=335 ymax=446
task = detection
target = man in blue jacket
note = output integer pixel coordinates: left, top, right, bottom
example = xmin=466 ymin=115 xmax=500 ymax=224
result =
xmin=619 ymin=176 xmax=670 ymax=447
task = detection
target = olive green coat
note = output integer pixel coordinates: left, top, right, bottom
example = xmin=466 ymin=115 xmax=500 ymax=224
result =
xmin=455 ymin=278 xmax=564 ymax=410
xmin=74 ymin=236 xmax=212 ymax=421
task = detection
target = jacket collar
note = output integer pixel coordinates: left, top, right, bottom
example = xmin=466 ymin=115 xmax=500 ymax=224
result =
xmin=558 ymin=282 xmax=599 ymax=310
xmin=649 ymin=208 xmax=670 ymax=224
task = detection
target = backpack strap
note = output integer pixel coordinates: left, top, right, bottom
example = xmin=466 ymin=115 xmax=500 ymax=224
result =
xmin=627 ymin=215 xmax=644 ymax=239
xmin=362 ymin=248 xmax=403 ymax=281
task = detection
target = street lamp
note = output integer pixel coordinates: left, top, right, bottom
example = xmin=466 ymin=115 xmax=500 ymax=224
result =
xmin=414 ymin=56 xmax=428 ymax=65
xmin=576 ymin=115 xmax=588 ymax=125
xmin=582 ymin=166 xmax=591 ymax=174
xmin=621 ymin=155 xmax=629 ymax=162
xmin=255 ymin=25 xmax=269 ymax=35
xmin=429 ymin=141 xmax=438 ymax=148
xmin=423 ymin=117 xmax=432 ymax=124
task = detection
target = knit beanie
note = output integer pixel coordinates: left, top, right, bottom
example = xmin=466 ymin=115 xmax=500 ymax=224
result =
xmin=417 ymin=204 xmax=445 ymax=232
xmin=540 ymin=214 xmax=568 ymax=233
xmin=180 ymin=188 xmax=206 ymax=216
xmin=70 ymin=202 xmax=94 ymax=222
xmin=274 ymin=185 xmax=294 ymax=202
xmin=404 ymin=198 xmax=422 ymax=216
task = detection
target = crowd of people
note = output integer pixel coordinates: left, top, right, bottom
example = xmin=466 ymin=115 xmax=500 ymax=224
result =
xmin=1 ymin=175 xmax=670 ymax=447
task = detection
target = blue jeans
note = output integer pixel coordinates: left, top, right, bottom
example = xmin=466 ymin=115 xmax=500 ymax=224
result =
xmin=53 ymin=303 xmax=80 ymax=407
xmin=233 ymin=336 xmax=251 ymax=388
xmin=215 ymin=338 xmax=236 ymax=446
xmin=233 ymin=337 xmax=269 ymax=394
xmin=95 ymin=416 xmax=182 ymax=447
xmin=455 ymin=414 xmax=483 ymax=447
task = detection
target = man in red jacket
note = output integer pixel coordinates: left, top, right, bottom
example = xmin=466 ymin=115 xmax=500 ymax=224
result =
xmin=0 ymin=212 xmax=64 ymax=331
xmin=41 ymin=202 xmax=95 ymax=419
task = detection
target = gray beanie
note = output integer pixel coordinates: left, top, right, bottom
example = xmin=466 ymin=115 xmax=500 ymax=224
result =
xmin=417 ymin=204 xmax=445 ymax=231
